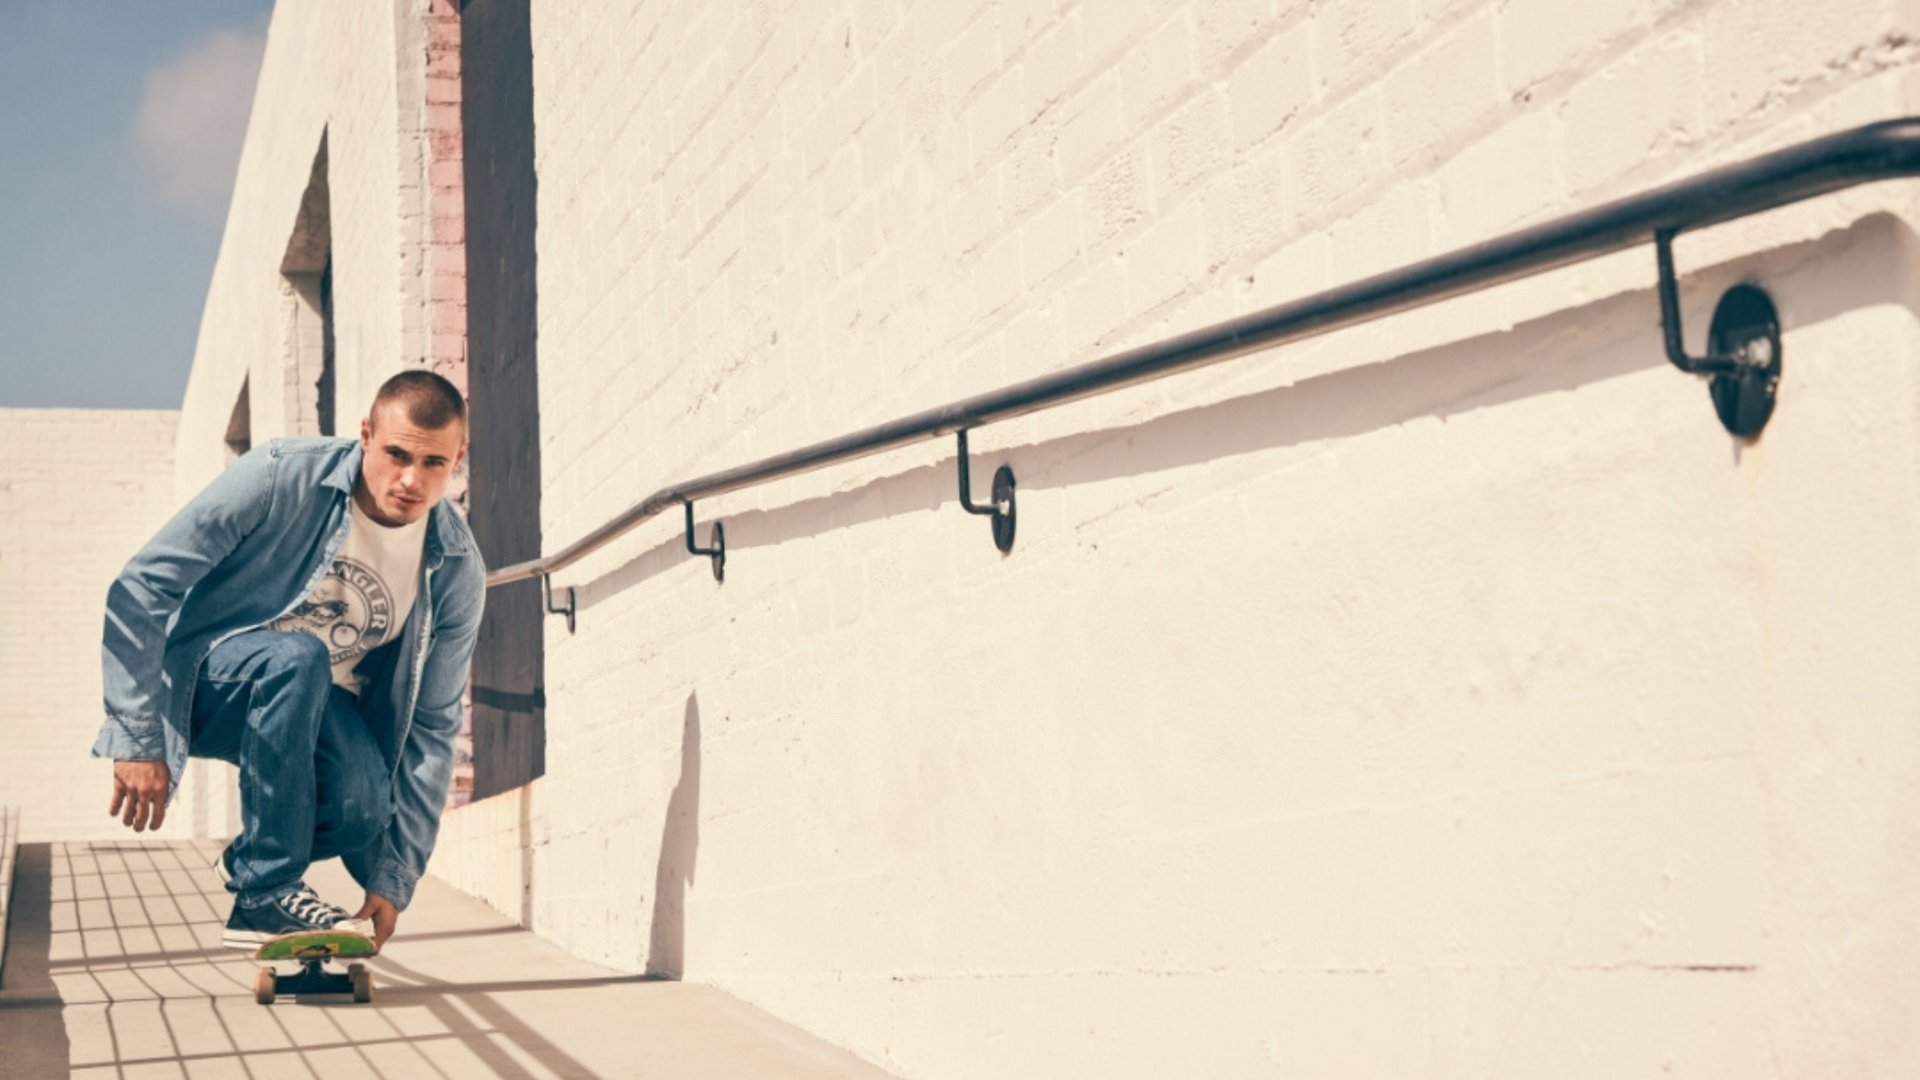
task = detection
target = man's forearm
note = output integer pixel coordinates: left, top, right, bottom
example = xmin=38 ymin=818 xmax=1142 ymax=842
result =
xmin=97 ymin=445 xmax=274 ymax=746
xmin=366 ymin=719 xmax=456 ymax=910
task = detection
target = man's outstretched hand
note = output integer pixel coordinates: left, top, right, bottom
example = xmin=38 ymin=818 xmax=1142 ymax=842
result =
xmin=355 ymin=893 xmax=400 ymax=951
xmin=110 ymin=760 xmax=171 ymax=832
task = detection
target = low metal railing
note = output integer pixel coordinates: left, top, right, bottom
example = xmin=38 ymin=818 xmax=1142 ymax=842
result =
xmin=487 ymin=117 xmax=1920 ymax=630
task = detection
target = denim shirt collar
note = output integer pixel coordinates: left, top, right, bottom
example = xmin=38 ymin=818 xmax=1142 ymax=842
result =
xmin=321 ymin=439 xmax=471 ymax=560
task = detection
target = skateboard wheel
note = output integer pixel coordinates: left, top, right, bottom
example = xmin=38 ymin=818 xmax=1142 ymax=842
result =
xmin=254 ymin=967 xmax=276 ymax=1005
xmin=350 ymin=964 xmax=373 ymax=1003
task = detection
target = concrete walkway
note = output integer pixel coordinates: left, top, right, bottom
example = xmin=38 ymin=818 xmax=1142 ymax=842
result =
xmin=0 ymin=840 xmax=898 ymax=1079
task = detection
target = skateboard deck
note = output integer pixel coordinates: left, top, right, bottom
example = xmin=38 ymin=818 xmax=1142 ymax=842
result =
xmin=252 ymin=930 xmax=376 ymax=1004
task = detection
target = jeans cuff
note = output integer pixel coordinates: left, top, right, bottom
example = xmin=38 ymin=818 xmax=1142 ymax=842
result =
xmin=234 ymin=880 xmax=303 ymax=910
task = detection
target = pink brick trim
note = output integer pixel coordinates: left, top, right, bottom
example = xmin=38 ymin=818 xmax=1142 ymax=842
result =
xmin=425 ymin=1 xmax=466 ymax=378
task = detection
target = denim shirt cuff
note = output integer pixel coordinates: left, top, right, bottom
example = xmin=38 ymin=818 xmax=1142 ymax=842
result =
xmin=91 ymin=714 xmax=164 ymax=761
xmin=368 ymin=859 xmax=420 ymax=911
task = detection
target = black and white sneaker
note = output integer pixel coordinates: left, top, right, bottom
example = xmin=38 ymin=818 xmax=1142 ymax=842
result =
xmin=222 ymin=884 xmax=374 ymax=949
xmin=211 ymin=842 xmax=236 ymax=884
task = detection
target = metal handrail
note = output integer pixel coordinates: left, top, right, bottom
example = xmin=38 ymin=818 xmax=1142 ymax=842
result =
xmin=489 ymin=117 xmax=1920 ymax=597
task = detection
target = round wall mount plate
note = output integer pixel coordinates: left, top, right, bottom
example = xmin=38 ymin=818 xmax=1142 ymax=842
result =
xmin=1707 ymin=284 xmax=1781 ymax=439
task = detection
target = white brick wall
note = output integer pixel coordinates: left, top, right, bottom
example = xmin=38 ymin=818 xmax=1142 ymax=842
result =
xmin=177 ymin=0 xmax=449 ymax=488
xmin=430 ymin=0 xmax=1920 ymax=1075
xmin=0 ymin=409 xmax=224 ymax=843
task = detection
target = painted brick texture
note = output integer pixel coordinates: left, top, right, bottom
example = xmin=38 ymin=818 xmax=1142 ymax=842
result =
xmin=0 ymin=409 xmax=213 ymax=843
xmin=425 ymin=1 xmax=1920 ymax=1076
xmin=176 ymin=0 xmax=460 ymax=488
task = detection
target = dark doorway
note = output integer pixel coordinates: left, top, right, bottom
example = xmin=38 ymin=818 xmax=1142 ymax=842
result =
xmin=224 ymin=376 xmax=250 ymax=462
xmin=463 ymin=0 xmax=546 ymax=798
xmin=318 ymin=255 xmax=336 ymax=436
xmin=282 ymin=133 xmax=335 ymax=436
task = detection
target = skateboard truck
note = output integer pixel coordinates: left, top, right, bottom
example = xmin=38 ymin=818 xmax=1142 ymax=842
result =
xmin=256 ymin=958 xmax=371 ymax=1004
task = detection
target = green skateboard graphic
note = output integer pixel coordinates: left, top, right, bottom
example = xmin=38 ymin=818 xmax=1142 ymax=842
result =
xmin=252 ymin=930 xmax=376 ymax=1004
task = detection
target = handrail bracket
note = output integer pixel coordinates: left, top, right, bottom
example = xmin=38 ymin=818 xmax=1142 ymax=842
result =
xmin=1654 ymin=229 xmax=1783 ymax=438
xmin=957 ymin=430 xmax=1017 ymax=553
xmin=542 ymin=574 xmax=576 ymax=635
xmin=685 ymin=501 xmax=726 ymax=582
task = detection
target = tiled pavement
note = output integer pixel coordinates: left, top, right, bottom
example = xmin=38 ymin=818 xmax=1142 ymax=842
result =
xmin=0 ymin=841 xmax=897 ymax=1079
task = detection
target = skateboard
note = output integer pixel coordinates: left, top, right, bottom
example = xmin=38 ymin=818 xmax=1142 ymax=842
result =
xmin=252 ymin=930 xmax=376 ymax=1004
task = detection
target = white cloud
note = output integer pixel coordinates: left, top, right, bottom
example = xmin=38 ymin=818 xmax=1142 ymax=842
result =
xmin=132 ymin=27 xmax=266 ymax=219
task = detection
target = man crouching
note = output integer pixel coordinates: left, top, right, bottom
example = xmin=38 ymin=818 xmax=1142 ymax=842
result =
xmin=93 ymin=370 xmax=486 ymax=950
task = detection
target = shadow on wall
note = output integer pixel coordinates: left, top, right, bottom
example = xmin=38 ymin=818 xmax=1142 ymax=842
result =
xmin=647 ymin=692 xmax=703 ymax=978
xmin=566 ymin=212 xmax=1918 ymax=608
xmin=519 ymin=780 xmax=536 ymax=928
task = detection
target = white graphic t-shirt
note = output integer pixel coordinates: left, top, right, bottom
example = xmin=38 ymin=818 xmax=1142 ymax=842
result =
xmin=271 ymin=494 xmax=429 ymax=695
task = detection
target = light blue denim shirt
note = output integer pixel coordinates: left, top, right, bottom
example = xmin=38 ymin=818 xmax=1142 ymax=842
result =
xmin=93 ymin=436 xmax=487 ymax=910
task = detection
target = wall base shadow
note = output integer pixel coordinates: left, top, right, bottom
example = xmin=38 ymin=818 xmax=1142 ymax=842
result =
xmin=0 ymin=845 xmax=74 ymax=1076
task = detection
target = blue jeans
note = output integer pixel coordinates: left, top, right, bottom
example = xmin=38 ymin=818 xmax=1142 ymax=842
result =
xmin=189 ymin=630 xmax=390 ymax=908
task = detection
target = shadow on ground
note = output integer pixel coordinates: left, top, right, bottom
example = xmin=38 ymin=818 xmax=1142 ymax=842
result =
xmin=0 ymin=840 xmax=893 ymax=1079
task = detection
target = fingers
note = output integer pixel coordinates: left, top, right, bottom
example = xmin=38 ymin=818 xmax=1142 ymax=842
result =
xmin=120 ymin=787 xmax=163 ymax=832
xmin=110 ymin=763 xmax=171 ymax=832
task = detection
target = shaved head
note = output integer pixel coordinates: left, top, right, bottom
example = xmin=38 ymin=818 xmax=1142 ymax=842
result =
xmin=369 ymin=369 xmax=466 ymax=435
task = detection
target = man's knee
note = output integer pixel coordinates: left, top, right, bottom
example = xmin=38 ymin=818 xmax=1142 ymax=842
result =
xmin=265 ymin=631 xmax=330 ymax=675
xmin=332 ymin=799 xmax=390 ymax=857
xmin=320 ymin=769 xmax=391 ymax=857
xmin=257 ymin=632 xmax=333 ymax=700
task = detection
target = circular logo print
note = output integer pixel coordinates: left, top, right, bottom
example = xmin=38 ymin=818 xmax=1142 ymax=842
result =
xmin=274 ymin=557 xmax=394 ymax=664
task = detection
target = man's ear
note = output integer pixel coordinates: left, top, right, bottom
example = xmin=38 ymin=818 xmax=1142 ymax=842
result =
xmin=360 ymin=416 xmax=373 ymax=446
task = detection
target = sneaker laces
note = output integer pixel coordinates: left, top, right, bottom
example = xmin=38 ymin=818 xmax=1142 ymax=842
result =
xmin=278 ymin=885 xmax=352 ymax=927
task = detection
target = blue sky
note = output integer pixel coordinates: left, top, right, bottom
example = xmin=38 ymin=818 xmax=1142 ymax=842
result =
xmin=0 ymin=0 xmax=274 ymax=410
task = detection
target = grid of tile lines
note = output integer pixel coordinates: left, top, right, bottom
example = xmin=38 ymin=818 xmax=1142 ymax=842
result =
xmin=42 ymin=841 xmax=557 ymax=1078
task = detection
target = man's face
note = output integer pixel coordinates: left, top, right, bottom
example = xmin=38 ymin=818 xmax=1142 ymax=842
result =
xmin=355 ymin=404 xmax=467 ymax=527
